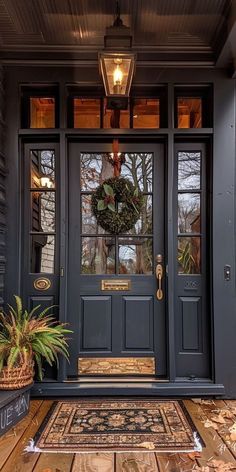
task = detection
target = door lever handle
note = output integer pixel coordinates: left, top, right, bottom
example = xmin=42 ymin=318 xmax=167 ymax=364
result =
xmin=156 ymin=255 xmax=164 ymax=300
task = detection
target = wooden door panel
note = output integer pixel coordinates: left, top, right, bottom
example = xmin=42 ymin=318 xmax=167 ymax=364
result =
xmin=29 ymin=296 xmax=55 ymax=311
xmin=122 ymin=296 xmax=153 ymax=350
xmin=67 ymin=141 xmax=166 ymax=377
xmin=180 ymin=296 xmax=201 ymax=351
xmin=81 ymin=296 xmax=112 ymax=351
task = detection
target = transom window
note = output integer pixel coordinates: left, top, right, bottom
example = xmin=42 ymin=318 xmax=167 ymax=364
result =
xmin=71 ymin=97 xmax=160 ymax=129
xmin=21 ymin=85 xmax=212 ymax=129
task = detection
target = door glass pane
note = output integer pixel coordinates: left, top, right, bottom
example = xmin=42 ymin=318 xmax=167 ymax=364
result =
xmin=177 ymin=98 xmax=202 ymax=128
xmin=118 ymin=238 xmax=153 ymax=274
xmin=30 ymin=98 xmax=55 ymax=128
xmin=81 ymin=154 xmax=113 ymax=191
xmin=178 ymin=237 xmax=201 ymax=274
xmin=128 ymin=195 xmax=152 ymax=235
xmin=30 ymin=235 xmax=55 ymax=273
xmin=178 ymin=194 xmax=200 ymax=234
xmin=133 ymin=99 xmax=160 ymax=128
xmin=178 ymin=152 xmax=201 ymax=190
xmin=81 ymin=195 xmax=105 ymax=234
xmin=31 ymin=192 xmax=55 ymax=232
xmin=81 ymin=237 xmax=115 ymax=274
xmin=74 ymin=98 xmax=100 ymax=128
xmin=31 ymin=150 xmax=55 ymax=189
xmin=121 ymin=153 xmax=153 ymax=192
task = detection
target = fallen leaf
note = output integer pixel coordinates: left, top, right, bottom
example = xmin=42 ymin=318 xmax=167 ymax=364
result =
xmin=207 ymin=459 xmax=236 ymax=470
xmin=192 ymin=399 xmax=215 ymax=405
xmin=204 ymin=419 xmax=219 ymax=430
xmin=187 ymin=451 xmax=202 ymax=461
xmin=228 ymin=423 xmax=236 ymax=442
xmin=139 ymin=441 xmax=155 ymax=450
xmin=229 ymin=422 xmax=236 ymax=433
xmin=221 ymin=410 xmax=235 ymax=420
xmin=211 ymin=414 xmax=226 ymax=424
xmin=193 ymin=466 xmax=210 ymax=472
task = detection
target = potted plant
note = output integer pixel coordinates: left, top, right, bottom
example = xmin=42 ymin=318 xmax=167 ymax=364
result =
xmin=0 ymin=295 xmax=72 ymax=390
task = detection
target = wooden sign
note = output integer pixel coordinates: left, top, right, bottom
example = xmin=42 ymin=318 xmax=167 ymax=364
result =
xmin=0 ymin=390 xmax=30 ymax=436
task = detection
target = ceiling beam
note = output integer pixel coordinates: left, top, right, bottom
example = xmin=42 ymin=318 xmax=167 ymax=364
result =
xmin=216 ymin=0 xmax=236 ymax=74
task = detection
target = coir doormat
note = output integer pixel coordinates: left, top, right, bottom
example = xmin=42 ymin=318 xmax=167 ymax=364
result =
xmin=26 ymin=399 xmax=203 ymax=453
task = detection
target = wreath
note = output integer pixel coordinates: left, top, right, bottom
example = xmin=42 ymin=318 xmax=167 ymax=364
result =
xmin=91 ymin=177 xmax=143 ymax=234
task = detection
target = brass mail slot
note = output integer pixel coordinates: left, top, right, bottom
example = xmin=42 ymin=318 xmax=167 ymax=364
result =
xmin=101 ymin=279 xmax=131 ymax=291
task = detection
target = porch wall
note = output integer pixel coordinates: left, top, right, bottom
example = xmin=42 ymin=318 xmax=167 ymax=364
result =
xmin=0 ymin=66 xmax=6 ymax=307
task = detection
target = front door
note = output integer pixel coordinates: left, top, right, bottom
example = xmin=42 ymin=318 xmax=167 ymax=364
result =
xmin=67 ymin=141 xmax=166 ymax=377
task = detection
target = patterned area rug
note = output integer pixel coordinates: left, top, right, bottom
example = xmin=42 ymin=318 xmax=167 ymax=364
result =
xmin=27 ymin=399 xmax=203 ymax=453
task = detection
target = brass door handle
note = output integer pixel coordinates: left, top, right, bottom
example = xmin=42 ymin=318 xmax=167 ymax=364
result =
xmin=156 ymin=255 xmax=164 ymax=300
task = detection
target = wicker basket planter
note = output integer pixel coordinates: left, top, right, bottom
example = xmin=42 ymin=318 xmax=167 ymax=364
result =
xmin=0 ymin=362 xmax=34 ymax=390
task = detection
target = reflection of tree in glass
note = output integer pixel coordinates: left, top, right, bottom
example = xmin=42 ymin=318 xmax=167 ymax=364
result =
xmin=81 ymin=237 xmax=115 ymax=274
xmin=121 ymin=153 xmax=152 ymax=192
xmin=40 ymin=193 xmax=55 ymax=232
xmin=178 ymin=152 xmax=201 ymax=190
xmin=119 ymin=239 xmax=152 ymax=274
xmin=40 ymin=151 xmax=55 ymax=180
xmin=124 ymin=195 xmax=152 ymax=236
xmin=81 ymin=154 xmax=114 ymax=191
xmin=178 ymin=194 xmax=200 ymax=233
xmin=31 ymin=150 xmax=55 ymax=187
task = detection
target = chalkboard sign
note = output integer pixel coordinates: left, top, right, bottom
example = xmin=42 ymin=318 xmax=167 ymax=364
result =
xmin=0 ymin=391 xmax=30 ymax=436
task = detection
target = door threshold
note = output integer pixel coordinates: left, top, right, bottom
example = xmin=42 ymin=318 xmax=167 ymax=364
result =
xmin=31 ymin=380 xmax=225 ymax=397
xmin=66 ymin=377 xmax=168 ymax=383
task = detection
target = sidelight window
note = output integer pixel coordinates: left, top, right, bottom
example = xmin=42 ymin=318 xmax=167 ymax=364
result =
xmin=177 ymin=151 xmax=202 ymax=274
xmin=30 ymin=150 xmax=56 ymax=273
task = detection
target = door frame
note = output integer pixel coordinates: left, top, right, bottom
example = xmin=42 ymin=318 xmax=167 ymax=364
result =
xmin=18 ymin=133 xmax=213 ymax=385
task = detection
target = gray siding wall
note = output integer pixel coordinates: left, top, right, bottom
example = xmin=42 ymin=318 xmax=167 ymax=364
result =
xmin=213 ymin=77 xmax=236 ymax=397
xmin=0 ymin=66 xmax=6 ymax=307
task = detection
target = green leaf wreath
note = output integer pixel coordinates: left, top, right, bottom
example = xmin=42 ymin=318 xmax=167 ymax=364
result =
xmin=91 ymin=177 xmax=144 ymax=234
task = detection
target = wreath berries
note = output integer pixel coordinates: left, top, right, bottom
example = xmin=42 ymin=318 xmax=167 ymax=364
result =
xmin=91 ymin=177 xmax=143 ymax=234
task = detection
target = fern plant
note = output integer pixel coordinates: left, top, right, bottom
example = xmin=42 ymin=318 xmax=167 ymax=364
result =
xmin=0 ymin=295 xmax=72 ymax=380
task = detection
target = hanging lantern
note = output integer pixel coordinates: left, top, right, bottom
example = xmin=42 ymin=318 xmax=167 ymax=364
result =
xmin=99 ymin=52 xmax=135 ymax=98
xmin=99 ymin=2 xmax=136 ymax=99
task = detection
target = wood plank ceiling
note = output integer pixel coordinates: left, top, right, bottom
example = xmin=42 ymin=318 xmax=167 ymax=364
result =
xmin=0 ymin=0 xmax=232 ymax=65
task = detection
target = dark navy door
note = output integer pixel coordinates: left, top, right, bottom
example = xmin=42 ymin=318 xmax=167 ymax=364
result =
xmin=67 ymin=141 xmax=166 ymax=377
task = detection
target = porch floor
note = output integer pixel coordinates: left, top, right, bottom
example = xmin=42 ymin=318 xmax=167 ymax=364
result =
xmin=0 ymin=399 xmax=236 ymax=471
